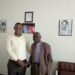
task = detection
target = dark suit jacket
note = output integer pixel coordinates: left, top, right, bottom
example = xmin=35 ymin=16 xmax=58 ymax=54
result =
xmin=29 ymin=42 xmax=53 ymax=75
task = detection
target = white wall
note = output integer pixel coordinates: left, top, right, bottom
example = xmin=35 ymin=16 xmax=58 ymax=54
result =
xmin=0 ymin=0 xmax=75 ymax=75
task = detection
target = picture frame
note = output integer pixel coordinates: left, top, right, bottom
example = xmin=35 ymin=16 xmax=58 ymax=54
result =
xmin=0 ymin=20 xmax=7 ymax=33
xmin=22 ymin=23 xmax=35 ymax=34
xmin=58 ymin=19 xmax=73 ymax=36
xmin=25 ymin=11 xmax=33 ymax=22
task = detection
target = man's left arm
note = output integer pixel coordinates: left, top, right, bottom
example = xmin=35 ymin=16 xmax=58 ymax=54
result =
xmin=46 ymin=44 xmax=53 ymax=64
xmin=45 ymin=44 xmax=53 ymax=75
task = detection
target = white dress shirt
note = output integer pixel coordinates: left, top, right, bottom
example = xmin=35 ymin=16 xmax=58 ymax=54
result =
xmin=7 ymin=34 xmax=27 ymax=61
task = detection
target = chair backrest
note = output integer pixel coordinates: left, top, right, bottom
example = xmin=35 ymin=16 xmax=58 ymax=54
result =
xmin=59 ymin=61 xmax=75 ymax=72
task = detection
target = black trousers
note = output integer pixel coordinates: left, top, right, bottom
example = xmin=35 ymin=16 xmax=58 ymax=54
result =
xmin=31 ymin=63 xmax=40 ymax=75
xmin=7 ymin=59 xmax=27 ymax=75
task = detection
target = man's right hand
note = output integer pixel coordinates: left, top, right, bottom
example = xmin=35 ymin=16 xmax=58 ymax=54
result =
xmin=16 ymin=59 xmax=25 ymax=67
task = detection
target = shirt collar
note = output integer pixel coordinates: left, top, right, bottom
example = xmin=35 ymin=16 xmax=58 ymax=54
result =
xmin=36 ymin=41 xmax=42 ymax=46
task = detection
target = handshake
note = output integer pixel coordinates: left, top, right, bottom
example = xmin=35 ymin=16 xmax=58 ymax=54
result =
xmin=16 ymin=59 xmax=30 ymax=68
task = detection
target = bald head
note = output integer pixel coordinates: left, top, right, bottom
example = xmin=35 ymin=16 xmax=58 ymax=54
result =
xmin=33 ymin=32 xmax=41 ymax=43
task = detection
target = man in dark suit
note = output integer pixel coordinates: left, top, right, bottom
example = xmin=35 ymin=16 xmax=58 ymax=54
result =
xmin=28 ymin=32 xmax=53 ymax=75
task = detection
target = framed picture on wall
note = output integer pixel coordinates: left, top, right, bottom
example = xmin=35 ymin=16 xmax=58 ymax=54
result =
xmin=25 ymin=11 xmax=33 ymax=22
xmin=0 ymin=20 xmax=7 ymax=33
xmin=58 ymin=19 xmax=73 ymax=36
xmin=22 ymin=23 xmax=35 ymax=34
